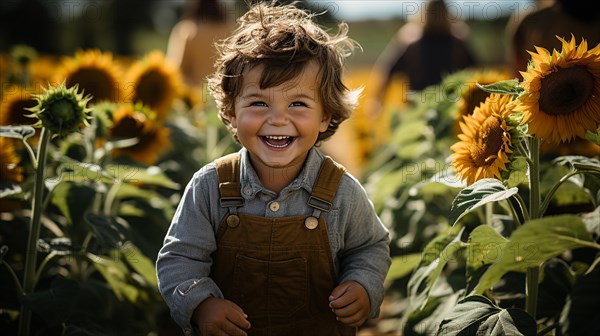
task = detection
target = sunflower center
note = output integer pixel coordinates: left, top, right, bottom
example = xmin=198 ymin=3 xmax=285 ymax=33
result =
xmin=67 ymin=68 xmax=115 ymax=103
xmin=135 ymin=70 xmax=167 ymax=109
xmin=6 ymin=99 xmax=37 ymax=125
xmin=539 ymin=65 xmax=595 ymax=116
xmin=110 ymin=115 xmax=145 ymax=138
xmin=469 ymin=116 xmax=504 ymax=166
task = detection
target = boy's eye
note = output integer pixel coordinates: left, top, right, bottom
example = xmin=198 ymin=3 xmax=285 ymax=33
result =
xmin=250 ymin=101 xmax=267 ymax=107
xmin=290 ymin=101 xmax=307 ymax=107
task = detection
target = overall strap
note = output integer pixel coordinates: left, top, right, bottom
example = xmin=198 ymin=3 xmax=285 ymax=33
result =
xmin=308 ymin=156 xmax=346 ymax=214
xmin=215 ymin=153 xmax=244 ymax=210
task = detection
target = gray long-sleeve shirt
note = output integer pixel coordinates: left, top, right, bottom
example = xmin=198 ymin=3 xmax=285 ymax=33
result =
xmin=156 ymin=147 xmax=391 ymax=335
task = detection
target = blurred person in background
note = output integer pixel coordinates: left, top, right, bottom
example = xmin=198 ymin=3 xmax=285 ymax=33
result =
xmin=166 ymin=0 xmax=233 ymax=88
xmin=507 ymin=0 xmax=600 ymax=77
xmin=370 ymin=0 xmax=476 ymax=106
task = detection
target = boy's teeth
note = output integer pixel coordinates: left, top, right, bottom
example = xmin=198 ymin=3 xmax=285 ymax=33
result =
xmin=263 ymin=135 xmax=293 ymax=148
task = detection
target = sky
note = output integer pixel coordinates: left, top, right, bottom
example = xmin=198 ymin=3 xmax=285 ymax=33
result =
xmin=306 ymin=0 xmax=537 ymax=21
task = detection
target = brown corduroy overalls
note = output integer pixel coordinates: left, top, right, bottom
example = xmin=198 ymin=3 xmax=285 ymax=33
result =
xmin=210 ymin=153 xmax=356 ymax=336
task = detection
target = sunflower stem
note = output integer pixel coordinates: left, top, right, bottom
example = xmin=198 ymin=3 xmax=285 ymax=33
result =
xmin=103 ymin=181 xmax=121 ymax=216
xmin=525 ymin=136 xmax=541 ymax=320
xmin=19 ymin=127 xmax=51 ymax=336
xmin=511 ymin=193 xmax=529 ymax=222
xmin=485 ymin=202 xmax=494 ymax=225
xmin=505 ymin=198 xmax=522 ymax=227
xmin=33 ymin=250 xmax=58 ymax=288
xmin=528 ymin=137 xmax=541 ymax=218
xmin=517 ymin=138 xmax=532 ymax=165
xmin=1 ymin=259 xmax=24 ymax=294
xmin=21 ymin=139 xmax=38 ymax=169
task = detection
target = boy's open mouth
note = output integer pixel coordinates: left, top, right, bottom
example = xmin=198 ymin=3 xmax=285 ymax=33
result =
xmin=262 ymin=135 xmax=295 ymax=149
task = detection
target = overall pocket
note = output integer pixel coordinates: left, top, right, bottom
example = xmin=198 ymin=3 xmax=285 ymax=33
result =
xmin=233 ymin=254 xmax=308 ymax=317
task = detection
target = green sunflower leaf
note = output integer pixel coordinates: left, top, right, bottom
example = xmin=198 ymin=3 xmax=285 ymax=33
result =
xmin=436 ymin=295 xmax=536 ymax=336
xmin=57 ymin=162 xmax=115 ymax=184
xmin=52 ymin=182 xmax=96 ymax=225
xmin=91 ymin=254 xmax=139 ymax=302
xmin=0 ymin=125 xmax=36 ymax=140
xmin=120 ymin=242 xmax=158 ymax=289
xmin=554 ymin=156 xmax=600 ymax=174
xmin=476 ymin=80 xmax=524 ymax=96
xmin=84 ymin=213 xmax=125 ymax=249
xmin=473 ymin=215 xmax=599 ymax=294
xmin=467 ymin=225 xmax=508 ymax=274
xmin=407 ymin=228 xmax=465 ymax=311
xmin=0 ymin=181 xmax=22 ymax=198
xmin=105 ymin=164 xmax=179 ymax=189
xmin=585 ymin=126 xmax=600 ymax=146
xmin=449 ymin=178 xmax=519 ymax=226
xmin=386 ymin=253 xmax=423 ymax=281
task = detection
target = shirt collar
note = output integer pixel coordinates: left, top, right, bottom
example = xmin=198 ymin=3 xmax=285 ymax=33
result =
xmin=239 ymin=147 xmax=325 ymax=198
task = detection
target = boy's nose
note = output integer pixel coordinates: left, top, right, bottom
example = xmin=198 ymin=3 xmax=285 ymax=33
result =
xmin=267 ymin=106 xmax=289 ymax=125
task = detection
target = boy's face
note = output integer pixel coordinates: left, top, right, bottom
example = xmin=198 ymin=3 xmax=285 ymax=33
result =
xmin=230 ymin=61 xmax=330 ymax=174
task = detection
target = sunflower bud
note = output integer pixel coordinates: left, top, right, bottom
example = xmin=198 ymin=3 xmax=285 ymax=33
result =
xmin=26 ymin=82 xmax=92 ymax=137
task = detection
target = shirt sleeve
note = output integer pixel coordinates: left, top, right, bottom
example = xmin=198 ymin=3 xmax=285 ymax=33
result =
xmin=335 ymin=175 xmax=392 ymax=318
xmin=156 ymin=166 xmax=223 ymax=334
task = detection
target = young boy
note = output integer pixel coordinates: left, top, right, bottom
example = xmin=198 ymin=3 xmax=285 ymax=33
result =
xmin=156 ymin=3 xmax=391 ymax=335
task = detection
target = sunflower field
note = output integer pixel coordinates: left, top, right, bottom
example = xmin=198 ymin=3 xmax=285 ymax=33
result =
xmin=1 ymin=14 xmax=600 ymax=336
xmin=0 ymin=47 xmax=239 ymax=335
xmin=363 ymin=36 xmax=600 ymax=335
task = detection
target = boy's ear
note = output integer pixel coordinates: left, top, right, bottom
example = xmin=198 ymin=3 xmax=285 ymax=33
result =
xmin=226 ymin=111 xmax=238 ymax=128
xmin=319 ymin=112 xmax=332 ymax=133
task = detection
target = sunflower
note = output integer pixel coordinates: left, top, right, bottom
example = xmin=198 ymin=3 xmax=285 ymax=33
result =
xmin=451 ymin=94 xmax=517 ymax=185
xmin=55 ymin=49 xmax=123 ymax=104
xmin=0 ymin=85 xmax=38 ymax=127
xmin=124 ymin=51 xmax=183 ymax=122
xmin=108 ymin=103 xmax=170 ymax=165
xmin=515 ymin=35 xmax=600 ymax=144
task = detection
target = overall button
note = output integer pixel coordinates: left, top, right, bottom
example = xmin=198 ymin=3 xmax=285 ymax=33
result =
xmin=243 ymin=186 xmax=253 ymax=196
xmin=304 ymin=216 xmax=318 ymax=230
xmin=226 ymin=214 xmax=240 ymax=227
xmin=269 ymin=201 xmax=280 ymax=212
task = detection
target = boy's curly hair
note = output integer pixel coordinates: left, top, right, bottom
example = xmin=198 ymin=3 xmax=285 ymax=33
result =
xmin=208 ymin=1 xmax=361 ymax=143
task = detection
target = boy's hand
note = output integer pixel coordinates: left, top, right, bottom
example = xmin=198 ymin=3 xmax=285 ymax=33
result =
xmin=192 ymin=297 xmax=251 ymax=336
xmin=328 ymin=280 xmax=370 ymax=327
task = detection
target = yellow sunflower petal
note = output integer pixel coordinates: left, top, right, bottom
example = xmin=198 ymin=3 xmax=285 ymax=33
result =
xmin=451 ymin=93 xmax=515 ymax=185
xmin=55 ymin=49 xmax=123 ymax=104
